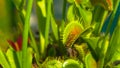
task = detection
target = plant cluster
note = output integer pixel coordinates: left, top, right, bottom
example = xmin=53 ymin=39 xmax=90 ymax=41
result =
xmin=0 ymin=0 xmax=120 ymax=68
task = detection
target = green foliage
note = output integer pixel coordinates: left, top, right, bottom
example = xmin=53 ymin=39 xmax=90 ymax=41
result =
xmin=63 ymin=21 xmax=83 ymax=47
xmin=43 ymin=59 xmax=62 ymax=68
xmin=74 ymin=44 xmax=86 ymax=62
xmin=85 ymin=53 xmax=97 ymax=68
xmin=105 ymin=16 xmax=120 ymax=65
xmin=0 ymin=0 xmax=120 ymax=68
xmin=63 ymin=59 xmax=81 ymax=68
xmin=0 ymin=49 xmax=11 ymax=68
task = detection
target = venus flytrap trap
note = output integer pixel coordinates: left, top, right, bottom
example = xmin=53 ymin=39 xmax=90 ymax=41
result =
xmin=42 ymin=58 xmax=62 ymax=68
xmin=74 ymin=43 xmax=87 ymax=62
xmin=63 ymin=21 xmax=84 ymax=47
xmin=63 ymin=59 xmax=82 ymax=68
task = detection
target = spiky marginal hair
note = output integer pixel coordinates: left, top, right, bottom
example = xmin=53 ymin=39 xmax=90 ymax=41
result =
xmin=74 ymin=44 xmax=85 ymax=61
xmin=63 ymin=21 xmax=83 ymax=47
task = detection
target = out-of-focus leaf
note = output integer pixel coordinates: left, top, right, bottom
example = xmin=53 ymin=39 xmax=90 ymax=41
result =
xmin=62 ymin=59 xmax=81 ymax=68
xmin=97 ymin=35 xmax=109 ymax=68
xmin=89 ymin=0 xmax=113 ymax=10
xmin=105 ymin=16 xmax=120 ymax=64
xmin=44 ymin=59 xmax=62 ymax=68
xmin=82 ymin=36 xmax=100 ymax=61
xmin=37 ymin=0 xmax=46 ymax=17
xmin=6 ymin=48 xmax=21 ymax=68
xmin=85 ymin=53 xmax=97 ymax=68
xmin=76 ymin=3 xmax=92 ymax=27
xmin=11 ymin=0 xmax=24 ymax=10
xmin=92 ymin=6 xmax=109 ymax=35
xmin=74 ymin=0 xmax=89 ymax=4
xmin=105 ymin=0 xmax=119 ymax=35
xmin=110 ymin=52 xmax=120 ymax=67
xmin=0 ymin=32 xmax=9 ymax=52
xmin=0 ymin=0 xmax=15 ymax=39
xmin=0 ymin=49 xmax=11 ymax=68
xmin=67 ymin=5 xmax=75 ymax=21
xmin=51 ymin=14 xmax=58 ymax=40
xmin=26 ymin=47 xmax=33 ymax=68
xmin=47 ymin=46 xmax=56 ymax=56
xmin=67 ymin=0 xmax=74 ymax=3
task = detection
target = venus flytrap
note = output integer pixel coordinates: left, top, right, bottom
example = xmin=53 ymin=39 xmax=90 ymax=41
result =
xmin=43 ymin=59 xmax=62 ymax=68
xmin=0 ymin=0 xmax=120 ymax=68
xmin=63 ymin=21 xmax=83 ymax=47
xmin=74 ymin=43 xmax=88 ymax=65
xmin=63 ymin=59 xmax=81 ymax=68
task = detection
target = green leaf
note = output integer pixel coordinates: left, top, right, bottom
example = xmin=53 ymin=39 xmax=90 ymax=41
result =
xmin=67 ymin=5 xmax=75 ymax=21
xmin=51 ymin=14 xmax=58 ymax=40
xmin=67 ymin=0 xmax=74 ymax=3
xmin=11 ymin=0 xmax=25 ymax=10
xmin=37 ymin=0 xmax=46 ymax=17
xmin=44 ymin=59 xmax=62 ymax=68
xmin=6 ymin=48 xmax=21 ymax=68
xmin=36 ymin=0 xmax=46 ymax=57
xmin=63 ymin=59 xmax=81 ymax=68
xmin=0 ymin=49 xmax=11 ymax=68
xmin=74 ymin=0 xmax=89 ymax=4
xmin=92 ymin=6 xmax=109 ymax=35
xmin=82 ymin=36 xmax=100 ymax=61
xmin=89 ymin=0 xmax=113 ymax=10
xmin=85 ymin=53 xmax=97 ymax=68
xmin=76 ymin=3 xmax=92 ymax=27
xmin=98 ymin=35 xmax=109 ymax=68
xmin=105 ymin=16 xmax=120 ymax=64
xmin=26 ymin=47 xmax=33 ymax=68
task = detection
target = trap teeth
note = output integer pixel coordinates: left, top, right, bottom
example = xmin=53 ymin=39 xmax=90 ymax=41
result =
xmin=63 ymin=21 xmax=83 ymax=47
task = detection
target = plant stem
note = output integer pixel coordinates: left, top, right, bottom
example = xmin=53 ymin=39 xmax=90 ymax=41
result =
xmin=43 ymin=0 xmax=52 ymax=57
xmin=22 ymin=0 xmax=33 ymax=68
